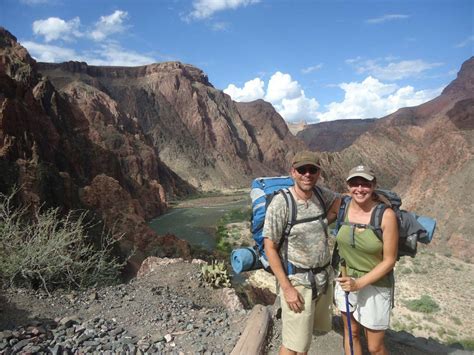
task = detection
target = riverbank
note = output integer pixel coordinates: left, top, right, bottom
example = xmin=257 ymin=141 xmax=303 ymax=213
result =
xmin=170 ymin=190 xmax=249 ymax=209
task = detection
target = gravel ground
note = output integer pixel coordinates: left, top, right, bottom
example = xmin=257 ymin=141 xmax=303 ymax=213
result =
xmin=0 ymin=257 xmax=470 ymax=354
xmin=0 ymin=259 xmax=248 ymax=354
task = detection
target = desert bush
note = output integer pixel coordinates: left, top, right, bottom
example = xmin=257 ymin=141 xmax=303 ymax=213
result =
xmin=405 ymin=295 xmax=440 ymax=313
xmin=451 ymin=316 xmax=462 ymax=325
xmin=215 ymin=207 xmax=251 ymax=253
xmin=0 ymin=190 xmax=125 ymax=293
xmin=200 ymin=260 xmax=231 ymax=288
xmin=454 ymin=339 xmax=474 ymax=351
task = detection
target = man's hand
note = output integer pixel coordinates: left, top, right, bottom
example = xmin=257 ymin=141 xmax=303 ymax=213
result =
xmin=282 ymin=284 xmax=305 ymax=313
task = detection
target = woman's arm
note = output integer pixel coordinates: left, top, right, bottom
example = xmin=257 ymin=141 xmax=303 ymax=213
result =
xmin=337 ymin=208 xmax=399 ymax=291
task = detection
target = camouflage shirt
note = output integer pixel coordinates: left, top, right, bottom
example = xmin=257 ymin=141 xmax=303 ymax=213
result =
xmin=263 ymin=185 xmax=337 ymax=286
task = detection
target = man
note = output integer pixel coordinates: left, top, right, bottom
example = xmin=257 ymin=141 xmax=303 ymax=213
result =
xmin=264 ymin=150 xmax=340 ymax=355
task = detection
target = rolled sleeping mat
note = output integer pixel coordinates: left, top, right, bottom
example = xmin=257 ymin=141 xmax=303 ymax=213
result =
xmin=416 ymin=215 xmax=436 ymax=244
xmin=230 ymin=247 xmax=262 ymax=274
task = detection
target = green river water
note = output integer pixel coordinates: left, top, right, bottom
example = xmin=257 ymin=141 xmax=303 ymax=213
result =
xmin=149 ymin=198 xmax=249 ymax=251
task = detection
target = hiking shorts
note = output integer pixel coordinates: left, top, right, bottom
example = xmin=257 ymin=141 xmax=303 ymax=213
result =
xmin=280 ymin=282 xmax=333 ymax=352
xmin=334 ymin=280 xmax=391 ymax=330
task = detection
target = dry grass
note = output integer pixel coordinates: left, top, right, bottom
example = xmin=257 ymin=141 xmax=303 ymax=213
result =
xmin=392 ymin=249 xmax=474 ymax=344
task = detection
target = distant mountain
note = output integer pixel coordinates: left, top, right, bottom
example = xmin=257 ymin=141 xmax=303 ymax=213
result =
xmin=316 ymin=57 xmax=474 ymax=262
xmin=36 ymin=62 xmax=304 ymax=191
xmin=297 ymin=118 xmax=377 ymax=152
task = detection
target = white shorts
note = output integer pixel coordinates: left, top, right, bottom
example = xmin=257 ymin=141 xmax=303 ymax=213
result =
xmin=334 ymin=281 xmax=392 ymax=330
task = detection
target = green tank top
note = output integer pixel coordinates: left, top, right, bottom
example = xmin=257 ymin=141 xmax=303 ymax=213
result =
xmin=336 ymin=207 xmax=391 ymax=288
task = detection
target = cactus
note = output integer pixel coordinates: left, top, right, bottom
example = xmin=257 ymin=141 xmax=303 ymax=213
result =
xmin=200 ymin=260 xmax=231 ymax=288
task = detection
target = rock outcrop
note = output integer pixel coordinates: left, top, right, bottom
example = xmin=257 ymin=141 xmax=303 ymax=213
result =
xmin=297 ymin=118 xmax=376 ymax=152
xmin=37 ymin=62 xmax=304 ymax=190
xmin=0 ymin=27 xmax=193 ymax=265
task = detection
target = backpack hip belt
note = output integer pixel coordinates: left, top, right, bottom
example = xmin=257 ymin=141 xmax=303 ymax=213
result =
xmin=287 ymin=261 xmax=330 ymax=300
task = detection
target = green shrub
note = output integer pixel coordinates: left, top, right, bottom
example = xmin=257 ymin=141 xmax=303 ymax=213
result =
xmin=200 ymin=260 xmax=231 ymax=288
xmin=405 ymin=295 xmax=440 ymax=313
xmin=451 ymin=316 xmax=462 ymax=325
xmin=215 ymin=207 xmax=251 ymax=254
xmin=454 ymin=339 xmax=474 ymax=351
xmin=0 ymin=190 xmax=125 ymax=293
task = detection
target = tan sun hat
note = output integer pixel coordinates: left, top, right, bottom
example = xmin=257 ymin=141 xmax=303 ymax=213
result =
xmin=291 ymin=150 xmax=321 ymax=168
xmin=346 ymin=165 xmax=376 ymax=181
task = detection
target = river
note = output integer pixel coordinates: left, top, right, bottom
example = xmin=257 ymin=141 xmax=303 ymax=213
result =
xmin=149 ymin=196 xmax=249 ymax=251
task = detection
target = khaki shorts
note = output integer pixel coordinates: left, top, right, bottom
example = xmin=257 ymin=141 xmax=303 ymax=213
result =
xmin=334 ymin=281 xmax=391 ymax=330
xmin=280 ymin=282 xmax=333 ymax=353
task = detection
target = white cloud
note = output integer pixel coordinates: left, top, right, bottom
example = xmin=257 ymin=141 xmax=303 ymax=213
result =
xmin=32 ymin=17 xmax=82 ymax=42
xmin=225 ymin=71 xmax=441 ymax=123
xmin=301 ymin=64 xmax=323 ymax=74
xmin=211 ymin=22 xmax=230 ymax=31
xmin=455 ymin=35 xmax=474 ymax=48
xmin=21 ymin=41 xmax=78 ymax=62
xmin=20 ymin=0 xmax=53 ymax=4
xmin=224 ymin=78 xmax=265 ymax=102
xmin=276 ymin=95 xmax=319 ymax=123
xmin=84 ymin=43 xmax=155 ymax=66
xmin=265 ymin=72 xmax=301 ymax=103
xmin=21 ymin=40 xmax=155 ymax=66
xmin=318 ymin=76 xmax=442 ymax=121
xmin=90 ymin=10 xmax=128 ymax=41
xmin=350 ymin=58 xmax=443 ymax=81
xmin=366 ymin=14 xmax=410 ymax=24
xmin=225 ymin=72 xmax=320 ymax=123
xmin=188 ymin=0 xmax=260 ymax=20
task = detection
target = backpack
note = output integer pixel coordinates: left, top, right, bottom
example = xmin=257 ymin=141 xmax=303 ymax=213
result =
xmin=332 ymin=189 xmax=436 ymax=262
xmin=230 ymin=176 xmax=327 ymax=274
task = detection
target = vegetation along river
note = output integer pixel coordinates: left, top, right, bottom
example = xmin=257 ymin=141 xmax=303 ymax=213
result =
xmin=149 ymin=193 xmax=249 ymax=251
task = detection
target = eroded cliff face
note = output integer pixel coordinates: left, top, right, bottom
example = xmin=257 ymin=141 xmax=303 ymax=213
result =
xmin=297 ymin=119 xmax=377 ymax=152
xmin=37 ymin=62 xmax=305 ymax=190
xmin=306 ymin=57 xmax=474 ymax=262
xmin=0 ymin=26 xmax=305 ymax=266
xmin=0 ymin=28 xmax=194 ymax=265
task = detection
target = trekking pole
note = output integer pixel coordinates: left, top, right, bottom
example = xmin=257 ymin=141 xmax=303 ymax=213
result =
xmin=340 ymin=260 xmax=354 ymax=355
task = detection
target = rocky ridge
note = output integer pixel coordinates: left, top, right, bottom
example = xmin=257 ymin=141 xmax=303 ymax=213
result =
xmin=296 ymin=118 xmax=376 ymax=152
xmin=37 ymin=61 xmax=304 ymax=191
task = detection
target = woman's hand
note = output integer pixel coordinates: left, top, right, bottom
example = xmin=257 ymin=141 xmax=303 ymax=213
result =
xmin=336 ymin=276 xmax=360 ymax=292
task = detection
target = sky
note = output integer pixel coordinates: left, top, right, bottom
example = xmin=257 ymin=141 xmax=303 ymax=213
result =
xmin=1 ymin=0 xmax=472 ymax=123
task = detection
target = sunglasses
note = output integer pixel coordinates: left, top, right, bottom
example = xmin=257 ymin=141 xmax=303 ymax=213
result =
xmin=296 ymin=165 xmax=319 ymax=175
xmin=347 ymin=179 xmax=373 ymax=188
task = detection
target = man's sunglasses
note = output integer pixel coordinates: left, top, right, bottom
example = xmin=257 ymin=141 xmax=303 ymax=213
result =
xmin=296 ymin=166 xmax=319 ymax=175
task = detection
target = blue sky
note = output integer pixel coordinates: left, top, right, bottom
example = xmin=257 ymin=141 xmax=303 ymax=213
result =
xmin=1 ymin=0 xmax=472 ymax=123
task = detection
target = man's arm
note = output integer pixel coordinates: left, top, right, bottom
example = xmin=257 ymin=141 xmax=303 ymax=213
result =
xmin=264 ymin=238 xmax=304 ymax=313
xmin=326 ymin=196 xmax=341 ymax=224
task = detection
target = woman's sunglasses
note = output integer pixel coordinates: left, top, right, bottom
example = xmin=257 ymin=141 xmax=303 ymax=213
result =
xmin=296 ymin=165 xmax=319 ymax=175
xmin=347 ymin=179 xmax=373 ymax=188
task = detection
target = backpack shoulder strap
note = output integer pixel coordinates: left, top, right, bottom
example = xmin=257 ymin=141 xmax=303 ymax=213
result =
xmin=370 ymin=203 xmax=387 ymax=241
xmin=333 ymin=195 xmax=351 ymax=236
xmin=277 ymin=188 xmax=296 ymax=251
xmin=313 ymin=186 xmax=327 ymax=215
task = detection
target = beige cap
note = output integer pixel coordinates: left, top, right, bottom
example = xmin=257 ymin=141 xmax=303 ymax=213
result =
xmin=291 ymin=150 xmax=321 ymax=168
xmin=346 ymin=165 xmax=376 ymax=181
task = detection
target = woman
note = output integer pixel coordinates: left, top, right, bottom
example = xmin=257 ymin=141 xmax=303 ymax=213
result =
xmin=335 ymin=165 xmax=398 ymax=355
